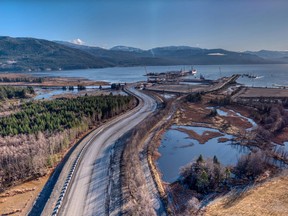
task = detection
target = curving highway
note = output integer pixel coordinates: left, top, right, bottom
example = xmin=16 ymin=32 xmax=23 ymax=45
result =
xmin=53 ymin=87 xmax=157 ymax=216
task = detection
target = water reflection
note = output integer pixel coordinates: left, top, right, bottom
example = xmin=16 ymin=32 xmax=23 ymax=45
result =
xmin=157 ymin=125 xmax=250 ymax=183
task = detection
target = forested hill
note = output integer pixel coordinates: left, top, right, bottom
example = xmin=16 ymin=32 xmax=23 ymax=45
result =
xmin=0 ymin=36 xmax=113 ymax=72
xmin=0 ymin=36 xmax=281 ymax=72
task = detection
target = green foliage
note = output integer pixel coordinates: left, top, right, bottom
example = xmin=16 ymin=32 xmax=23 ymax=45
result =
xmin=0 ymin=95 xmax=134 ymax=136
xmin=27 ymin=86 xmax=35 ymax=94
xmin=111 ymin=83 xmax=122 ymax=90
xmin=207 ymin=108 xmax=218 ymax=117
xmin=213 ymin=155 xmax=220 ymax=164
xmin=196 ymin=154 xmax=204 ymax=163
xmin=0 ymin=37 xmax=114 ymax=72
xmin=0 ymin=86 xmax=34 ymax=100
xmin=196 ymin=169 xmax=209 ymax=192
xmin=209 ymin=96 xmax=231 ymax=105
xmin=186 ymin=92 xmax=202 ymax=103
xmin=77 ymin=85 xmax=86 ymax=90
xmin=180 ymin=155 xmax=226 ymax=194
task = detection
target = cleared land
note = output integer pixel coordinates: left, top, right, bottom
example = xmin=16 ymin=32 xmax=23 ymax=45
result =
xmin=146 ymin=84 xmax=207 ymax=94
xmin=237 ymin=87 xmax=288 ymax=98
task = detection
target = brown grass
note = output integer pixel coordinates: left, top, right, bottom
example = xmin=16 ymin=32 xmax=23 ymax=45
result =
xmin=0 ymin=74 xmax=29 ymax=79
xmin=218 ymin=137 xmax=230 ymax=143
xmin=176 ymin=127 xmax=223 ymax=144
xmin=177 ymin=103 xmax=212 ymax=125
xmin=0 ymin=175 xmax=49 ymax=216
xmin=205 ymin=173 xmax=288 ymax=216
xmin=220 ymin=107 xmax=253 ymax=129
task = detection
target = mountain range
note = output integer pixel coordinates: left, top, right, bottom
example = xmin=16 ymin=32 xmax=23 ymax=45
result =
xmin=0 ymin=36 xmax=287 ymax=72
xmin=245 ymin=50 xmax=288 ymax=63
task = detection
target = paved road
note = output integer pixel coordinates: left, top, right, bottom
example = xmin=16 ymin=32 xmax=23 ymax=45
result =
xmin=58 ymin=87 xmax=157 ymax=216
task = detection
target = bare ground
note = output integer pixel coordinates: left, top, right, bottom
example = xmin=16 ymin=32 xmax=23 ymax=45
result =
xmin=0 ymin=175 xmax=49 ymax=216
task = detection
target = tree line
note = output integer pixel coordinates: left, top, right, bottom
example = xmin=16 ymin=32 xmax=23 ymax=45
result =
xmin=0 ymin=86 xmax=35 ymax=100
xmin=250 ymin=104 xmax=288 ymax=141
xmin=0 ymin=94 xmax=135 ymax=136
xmin=0 ymin=77 xmax=44 ymax=83
xmin=180 ymin=151 xmax=271 ymax=195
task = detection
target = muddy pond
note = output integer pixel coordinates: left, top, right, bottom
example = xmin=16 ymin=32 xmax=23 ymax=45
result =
xmin=157 ymin=125 xmax=250 ymax=183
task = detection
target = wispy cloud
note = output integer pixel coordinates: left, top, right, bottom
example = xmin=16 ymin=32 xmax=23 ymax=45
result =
xmin=72 ymin=38 xmax=85 ymax=45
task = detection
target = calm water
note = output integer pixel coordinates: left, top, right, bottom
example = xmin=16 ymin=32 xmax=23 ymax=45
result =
xmin=157 ymin=125 xmax=249 ymax=183
xmin=23 ymin=64 xmax=288 ymax=87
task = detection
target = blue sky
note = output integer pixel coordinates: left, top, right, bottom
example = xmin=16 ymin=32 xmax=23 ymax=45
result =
xmin=1 ymin=0 xmax=288 ymax=51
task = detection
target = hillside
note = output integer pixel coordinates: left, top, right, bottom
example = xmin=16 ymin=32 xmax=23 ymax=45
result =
xmin=0 ymin=37 xmax=114 ymax=72
xmin=245 ymin=50 xmax=288 ymax=64
xmin=0 ymin=36 xmax=282 ymax=73
xmin=245 ymin=50 xmax=288 ymax=59
xmin=205 ymin=172 xmax=288 ymax=216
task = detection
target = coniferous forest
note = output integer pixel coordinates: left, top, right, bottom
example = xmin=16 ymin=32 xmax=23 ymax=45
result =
xmin=0 ymin=94 xmax=136 ymax=191
xmin=0 ymin=86 xmax=35 ymax=100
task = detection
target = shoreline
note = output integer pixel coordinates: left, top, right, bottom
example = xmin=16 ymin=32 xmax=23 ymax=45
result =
xmin=0 ymin=73 xmax=109 ymax=87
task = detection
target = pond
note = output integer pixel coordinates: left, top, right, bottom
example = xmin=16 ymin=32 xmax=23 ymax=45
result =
xmin=157 ymin=125 xmax=249 ymax=183
xmin=33 ymin=86 xmax=111 ymax=100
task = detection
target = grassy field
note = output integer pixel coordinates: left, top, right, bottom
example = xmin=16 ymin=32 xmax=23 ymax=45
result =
xmin=205 ymin=172 xmax=288 ymax=216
